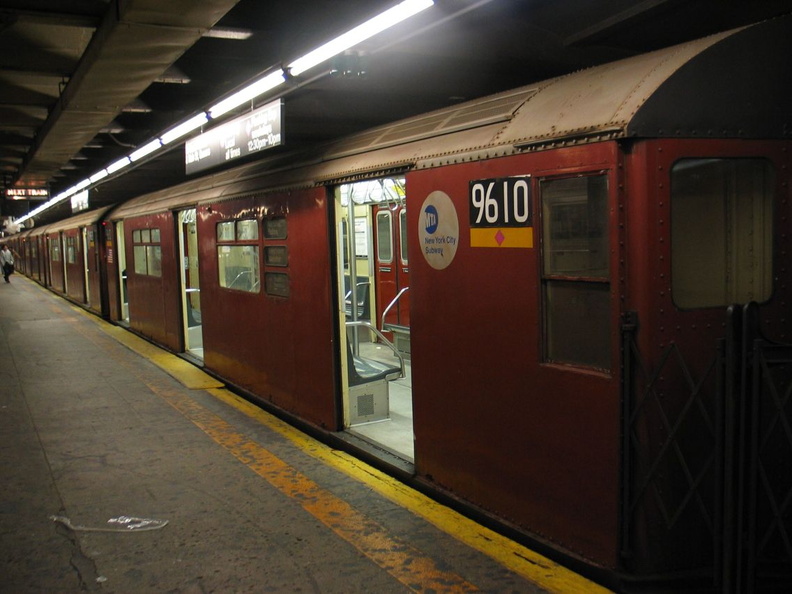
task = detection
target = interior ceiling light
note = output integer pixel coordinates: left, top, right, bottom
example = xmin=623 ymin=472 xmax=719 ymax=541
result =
xmin=160 ymin=113 xmax=209 ymax=145
xmin=289 ymin=0 xmax=434 ymax=76
xmin=106 ymin=156 xmax=131 ymax=174
xmin=89 ymin=169 xmax=108 ymax=183
xmin=210 ymin=0 xmax=434 ymax=118
xmin=203 ymin=26 xmax=253 ymax=40
xmin=129 ymin=139 xmax=163 ymax=162
xmin=209 ymin=71 xmax=285 ymax=119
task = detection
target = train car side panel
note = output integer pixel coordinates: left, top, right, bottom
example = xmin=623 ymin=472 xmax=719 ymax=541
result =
xmin=62 ymin=229 xmax=86 ymax=304
xmin=409 ymin=142 xmax=622 ymax=565
xmin=125 ymin=213 xmax=182 ymax=351
xmin=621 ymin=138 xmax=792 ymax=574
xmin=46 ymin=232 xmax=65 ymax=293
xmin=198 ymin=189 xmax=337 ymax=428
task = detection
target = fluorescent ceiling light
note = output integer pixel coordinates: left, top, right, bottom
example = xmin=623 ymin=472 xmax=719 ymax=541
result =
xmin=209 ymin=71 xmax=286 ymax=119
xmin=89 ymin=169 xmax=109 ymax=183
xmin=130 ymin=139 xmax=163 ymax=162
xmin=288 ymin=0 xmax=434 ymax=76
xmin=160 ymin=113 xmax=209 ymax=145
xmin=204 ymin=27 xmax=253 ymax=40
xmin=106 ymin=156 xmax=132 ymax=174
xmin=73 ymin=178 xmax=91 ymax=191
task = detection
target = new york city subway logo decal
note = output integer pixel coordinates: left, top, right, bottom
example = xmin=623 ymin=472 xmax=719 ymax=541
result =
xmin=468 ymin=176 xmax=533 ymax=248
xmin=419 ymin=191 xmax=459 ymax=270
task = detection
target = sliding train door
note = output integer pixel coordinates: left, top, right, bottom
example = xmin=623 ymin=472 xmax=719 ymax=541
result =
xmin=334 ymin=177 xmax=414 ymax=462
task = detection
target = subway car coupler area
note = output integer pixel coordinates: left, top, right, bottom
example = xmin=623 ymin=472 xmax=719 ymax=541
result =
xmin=0 ymin=275 xmax=609 ymax=593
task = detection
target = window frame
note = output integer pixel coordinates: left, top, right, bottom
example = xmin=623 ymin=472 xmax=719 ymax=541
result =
xmin=131 ymin=226 xmax=162 ymax=277
xmin=669 ymin=157 xmax=775 ymax=310
xmin=216 ymin=218 xmax=261 ymax=294
xmin=539 ymin=172 xmax=612 ymax=372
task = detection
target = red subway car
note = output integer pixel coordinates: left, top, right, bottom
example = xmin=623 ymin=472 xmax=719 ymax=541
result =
xmin=12 ymin=17 xmax=792 ymax=592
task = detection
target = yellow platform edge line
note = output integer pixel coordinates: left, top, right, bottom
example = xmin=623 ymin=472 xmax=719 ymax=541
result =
xmin=57 ymin=288 xmax=610 ymax=594
xmin=207 ymin=387 xmax=612 ymax=594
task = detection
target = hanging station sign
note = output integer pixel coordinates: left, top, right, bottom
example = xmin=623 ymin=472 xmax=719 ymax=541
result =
xmin=185 ymin=99 xmax=283 ymax=175
xmin=5 ymin=188 xmax=50 ymax=200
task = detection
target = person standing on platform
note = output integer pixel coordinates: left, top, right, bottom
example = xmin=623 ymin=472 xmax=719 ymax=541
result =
xmin=1 ymin=244 xmax=15 ymax=283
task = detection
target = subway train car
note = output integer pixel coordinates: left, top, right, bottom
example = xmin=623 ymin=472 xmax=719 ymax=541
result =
xmin=12 ymin=16 xmax=792 ymax=592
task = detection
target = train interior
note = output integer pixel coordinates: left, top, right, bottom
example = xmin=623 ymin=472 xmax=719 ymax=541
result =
xmin=179 ymin=208 xmax=203 ymax=359
xmin=116 ymin=221 xmax=130 ymax=324
xmin=336 ymin=177 xmax=414 ymax=462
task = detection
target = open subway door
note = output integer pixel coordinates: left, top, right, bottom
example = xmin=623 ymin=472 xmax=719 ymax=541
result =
xmin=335 ymin=177 xmax=413 ymax=462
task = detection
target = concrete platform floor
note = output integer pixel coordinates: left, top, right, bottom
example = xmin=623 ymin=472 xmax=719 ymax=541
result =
xmin=0 ymin=275 xmax=610 ymax=593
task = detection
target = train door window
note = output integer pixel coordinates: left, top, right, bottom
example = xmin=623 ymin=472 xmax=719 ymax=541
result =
xmin=671 ymin=158 xmax=774 ymax=309
xmin=216 ymin=219 xmax=260 ymax=293
xmin=132 ymin=228 xmax=162 ymax=277
xmin=399 ymin=209 xmax=408 ymax=265
xmin=65 ymin=236 xmax=77 ymax=264
xmin=50 ymin=237 xmax=61 ymax=262
xmin=376 ymin=211 xmax=393 ymax=263
xmin=541 ymin=175 xmax=610 ymax=370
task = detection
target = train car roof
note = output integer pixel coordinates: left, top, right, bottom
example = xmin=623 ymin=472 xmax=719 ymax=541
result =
xmin=105 ymin=15 xmax=790 ymax=220
xmin=28 ymin=205 xmax=114 ymax=237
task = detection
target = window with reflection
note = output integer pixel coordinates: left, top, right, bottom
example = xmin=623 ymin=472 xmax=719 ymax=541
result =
xmin=50 ymin=238 xmax=61 ymax=262
xmin=541 ymin=175 xmax=610 ymax=371
xmin=376 ymin=211 xmax=393 ymax=263
xmin=65 ymin=236 xmax=77 ymax=264
xmin=399 ymin=209 xmax=408 ymax=264
xmin=671 ymin=158 xmax=774 ymax=309
xmin=132 ymin=227 xmax=162 ymax=277
xmin=217 ymin=219 xmax=260 ymax=293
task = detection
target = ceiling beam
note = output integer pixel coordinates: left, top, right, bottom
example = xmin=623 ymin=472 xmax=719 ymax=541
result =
xmin=564 ymin=0 xmax=684 ymax=46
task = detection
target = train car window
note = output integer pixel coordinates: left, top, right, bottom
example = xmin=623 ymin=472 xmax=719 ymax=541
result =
xmin=671 ymin=158 xmax=774 ymax=309
xmin=50 ymin=239 xmax=60 ymax=262
xmin=66 ymin=236 xmax=77 ymax=264
xmin=146 ymin=246 xmax=162 ymax=277
xmin=400 ymin=209 xmax=408 ymax=264
xmin=236 ymin=219 xmax=259 ymax=241
xmin=133 ymin=246 xmax=147 ymax=275
xmin=217 ymin=221 xmax=235 ymax=241
xmin=541 ymin=175 xmax=610 ymax=370
xmin=132 ymin=227 xmax=162 ymax=277
xmin=263 ymin=217 xmax=288 ymax=240
xmin=216 ymin=219 xmax=260 ymax=293
xmin=376 ymin=211 xmax=393 ymax=263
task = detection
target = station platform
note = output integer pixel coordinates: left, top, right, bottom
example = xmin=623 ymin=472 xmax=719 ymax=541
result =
xmin=1 ymin=275 xmax=611 ymax=593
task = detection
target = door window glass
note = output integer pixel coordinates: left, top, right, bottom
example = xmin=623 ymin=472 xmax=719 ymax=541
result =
xmin=541 ymin=175 xmax=610 ymax=370
xmin=671 ymin=158 xmax=774 ymax=308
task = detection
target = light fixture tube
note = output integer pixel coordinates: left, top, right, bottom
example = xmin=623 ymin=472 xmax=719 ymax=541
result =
xmin=288 ymin=0 xmax=434 ymax=76
xmin=130 ymin=139 xmax=163 ymax=162
xmin=89 ymin=169 xmax=109 ymax=183
xmin=209 ymin=71 xmax=286 ymax=119
xmin=106 ymin=156 xmax=132 ymax=174
xmin=160 ymin=112 xmax=210 ymax=145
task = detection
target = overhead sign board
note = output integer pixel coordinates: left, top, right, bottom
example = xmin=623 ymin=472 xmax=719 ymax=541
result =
xmin=6 ymin=188 xmax=50 ymax=200
xmin=185 ymin=99 xmax=283 ymax=175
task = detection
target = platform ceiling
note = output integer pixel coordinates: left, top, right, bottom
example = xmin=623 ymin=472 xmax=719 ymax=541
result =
xmin=1 ymin=0 xmax=791 ymax=225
